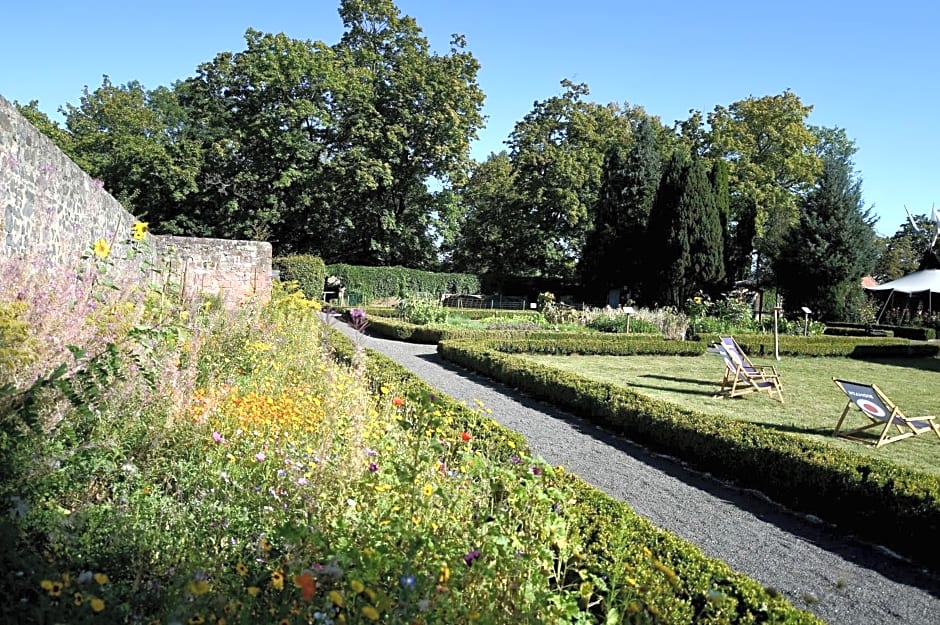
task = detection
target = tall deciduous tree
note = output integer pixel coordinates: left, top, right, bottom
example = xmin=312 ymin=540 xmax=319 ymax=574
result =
xmin=504 ymin=80 xmax=636 ymax=278
xmin=330 ymin=0 xmax=485 ymax=266
xmin=688 ymin=91 xmax=822 ymax=285
xmin=773 ymin=129 xmax=878 ymax=321
xmin=61 ymin=77 xmax=202 ymax=226
xmin=449 ymin=152 xmax=524 ymax=282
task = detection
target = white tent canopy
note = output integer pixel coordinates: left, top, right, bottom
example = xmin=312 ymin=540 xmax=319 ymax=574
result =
xmin=866 ymin=269 xmax=940 ymax=322
xmin=866 ymin=269 xmax=940 ymax=294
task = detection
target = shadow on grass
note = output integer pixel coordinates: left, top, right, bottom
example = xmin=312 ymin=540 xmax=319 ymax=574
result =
xmin=627 ymin=381 xmax=717 ymax=397
xmin=639 ymin=373 xmax=717 ymax=387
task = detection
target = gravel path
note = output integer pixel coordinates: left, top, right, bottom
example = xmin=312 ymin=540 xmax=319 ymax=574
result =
xmin=329 ymin=318 xmax=940 ymax=625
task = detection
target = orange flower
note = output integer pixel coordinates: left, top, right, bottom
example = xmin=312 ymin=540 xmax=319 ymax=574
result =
xmin=460 ymin=431 xmax=471 ymax=442
xmin=294 ymin=571 xmax=317 ymax=601
xmin=392 ymin=396 xmax=405 ymax=407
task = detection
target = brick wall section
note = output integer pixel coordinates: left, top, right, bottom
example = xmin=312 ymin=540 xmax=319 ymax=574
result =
xmin=0 ymin=94 xmax=270 ymax=309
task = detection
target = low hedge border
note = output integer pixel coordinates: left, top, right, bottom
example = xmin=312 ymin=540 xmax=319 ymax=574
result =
xmin=437 ymin=338 xmax=940 ymax=572
xmin=326 ymin=328 xmax=819 ymax=624
xmin=824 ymin=322 xmax=936 ymax=341
xmin=338 ymin=313 xmax=940 ymax=359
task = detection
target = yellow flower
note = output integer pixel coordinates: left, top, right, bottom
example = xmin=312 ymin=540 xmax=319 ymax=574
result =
xmin=361 ymin=605 xmax=380 ymax=621
xmin=350 ymin=579 xmax=364 ymax=594
xmin=73 ymin=591 xmax=84 ymax=605
xmin=188 ymin=615 xmax=205 ymax=625
xmin=94 ymin=572 xmax=109 ymax=585
xmin=422 ymin=483 xmax=433 ymax=497
xmin=89 ymin=596 xmax=105 ymax=612
xmin=235 ymin=562 xmax=248 ymax=577
xmin=189 ymin=579 xmax=210 ymax=596
xmin=132 ymin=221 xmax=149 ymax=241
xmin=40 ymin=580 xmax=54 ymax=591
xmin=438 ymin=565 xmax=450 ymax=584
xmin=329 ymin=589 xmax=344 ymax=607
xmin=270 ymin=570 xmax=284 ymax=591
xmin=93 ymin=238 xmax=111 ymax=259
xmin=247 ymin=586 xmax=260 ymax=597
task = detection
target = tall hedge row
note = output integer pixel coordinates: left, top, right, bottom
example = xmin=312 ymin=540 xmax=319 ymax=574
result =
xmin=325 ymin=264 xmax=480 ymax=301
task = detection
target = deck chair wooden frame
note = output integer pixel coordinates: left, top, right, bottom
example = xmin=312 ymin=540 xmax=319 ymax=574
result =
xmin=831 ymin=378 xmax=940 ymax=447
xmin=714 ymin=336 xmax=783 ymax=402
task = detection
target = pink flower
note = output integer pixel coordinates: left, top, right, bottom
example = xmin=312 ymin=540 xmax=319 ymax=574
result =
xmin=212 ymin=432 xmax=223 ymax=443
xmin=255 ymin=452 xmax=266 ymax=462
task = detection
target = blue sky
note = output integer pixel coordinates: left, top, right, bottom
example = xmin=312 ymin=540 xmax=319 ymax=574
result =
xmin=2 ymin=0 xmax=936 ymax=236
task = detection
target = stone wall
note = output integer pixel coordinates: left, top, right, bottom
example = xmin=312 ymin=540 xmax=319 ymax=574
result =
xmin=0 ymin=94 xmax=270 ymax=310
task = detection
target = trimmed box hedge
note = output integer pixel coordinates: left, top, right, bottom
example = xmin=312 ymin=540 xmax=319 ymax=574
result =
xmin=437 ymin=337 xmax=940 ymax=572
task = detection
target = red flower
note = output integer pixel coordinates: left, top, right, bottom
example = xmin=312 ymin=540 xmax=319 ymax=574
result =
xmin=294 ymin=572 xmax=317 ymax=601
xmin=460 ymin=431 xmax=471 ymax=442
xmin=392 ymin=396 xmax=405 ymax=407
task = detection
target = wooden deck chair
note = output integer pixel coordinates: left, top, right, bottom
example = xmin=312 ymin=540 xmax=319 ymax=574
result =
xmin=831 ymin=379 xmax=940 ymax=447
xmin=714 ymin=336 xmax=783 ymax=402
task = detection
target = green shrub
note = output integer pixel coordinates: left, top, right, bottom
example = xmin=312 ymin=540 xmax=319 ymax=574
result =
xmin=588 ymin=314 xmax=662 ymax=334
xmin=273 ymin=254 xmax=327 ymax=300
xmin=396 ymin=296 xmax=448 ymax=325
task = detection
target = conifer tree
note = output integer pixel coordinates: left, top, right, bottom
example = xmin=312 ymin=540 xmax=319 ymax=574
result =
xmin=773 ymin=148 xmax=878 ymax=321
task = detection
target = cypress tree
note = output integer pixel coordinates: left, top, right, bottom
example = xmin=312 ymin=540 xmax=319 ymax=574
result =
xmin=644 ymin=150 xmax=690 ymax=306
xmin=686 ymin=158 xmax=725 ymax=296
xmin=579 ymin=118 xmax=662 ymax=302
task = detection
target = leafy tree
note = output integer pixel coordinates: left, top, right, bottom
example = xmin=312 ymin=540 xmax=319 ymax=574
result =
xmin=329 ymin=0 xmax=485 ymax=266
xmin=873 ymin=214 xmax=937 ymax=281
xmin=14 ymin=101 xmax=74 ymax=155
xmin=773 ymin=131 xmax=878 ymax=321
xmin=61 ymin=77 xmax=202 ymax=227
xmin=449 ymin=152 xmax=524 ymax=282
xmin=687 ymin=91 xmax=822 ymax=285
xmin=504 ymin=80 xmax=636 ymax=278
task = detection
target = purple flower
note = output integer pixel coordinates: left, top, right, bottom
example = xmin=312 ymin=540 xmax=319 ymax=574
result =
xmin=350 ymin=308 xmax=367 ymax=323
xmin=509 ymin=456 xmax=522 ymax=465
xmin=463 ymin=549 xmax=481 ymax=567
xmin=212 ymin=431 xmax=223 ymax=443
xmin=368 ymin=462 xmax=379 ymax=473
xmin=531 ymin=466 xmax=543 ymax=476
xmin=297 ymin=477 xmax=308 ymax=486
xmin=399 ymin=574 xmax=416 ymax=589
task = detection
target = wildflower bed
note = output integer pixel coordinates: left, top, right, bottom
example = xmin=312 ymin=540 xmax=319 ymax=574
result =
xmin=0 ymin=237 xmax=818 ymax=623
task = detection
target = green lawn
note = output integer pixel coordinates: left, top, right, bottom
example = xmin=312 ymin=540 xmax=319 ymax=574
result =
xmin=524 ymin=352 xmax=940 ymax=476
